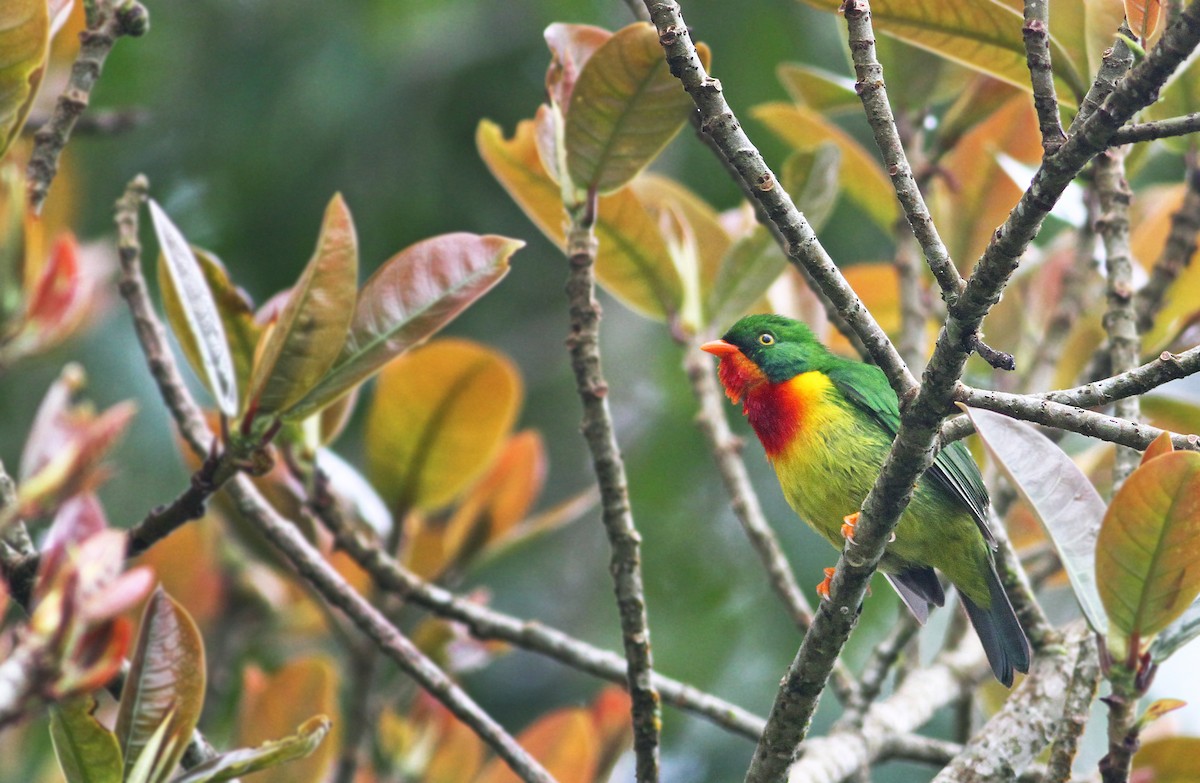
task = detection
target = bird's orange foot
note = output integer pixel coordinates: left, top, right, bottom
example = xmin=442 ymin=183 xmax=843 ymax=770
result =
xmin=816 ymin=567 xmax=836 ymax=600
xmin=841 ymin=512 xmax=859 ymax=545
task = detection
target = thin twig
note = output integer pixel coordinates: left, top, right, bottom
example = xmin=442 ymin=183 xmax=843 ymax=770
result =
xmin=837 ymin=613 xmax=919 ymax=728
xmin=112 ymin=176 xmax=556 ymax=783
xmin=682 ymin=344 xmax=860 ymax=702
xmin=26 ymin=0 xmax=149 ymax=213
xmin=1111 ymin=112 xmax=1200 ymax=145
xmin=305 ymin=472 xmax=767 ymax=740
xmin=843 ymin=0 xmax=964 ymax=304
xmin=1095 ymin=142 xmax=1142 ymax=485
xmin=894 ymin=231 xmax=928 ymax=373
xmin=880 ymin=734 xmax=963 ymax=767
xmin=565 ymin=193 xmax=660 ymax=783
xmin=1022 ymin=0 xmax=1066 ymax=154
xmin=26 ymin=107 xmax=149 ymax=137
xmin=948 ymin=386 xmax=1200 ymax=451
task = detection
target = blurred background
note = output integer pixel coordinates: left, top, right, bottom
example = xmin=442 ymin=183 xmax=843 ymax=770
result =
xmin=4 ymin=1 xmax=1196 ymax=781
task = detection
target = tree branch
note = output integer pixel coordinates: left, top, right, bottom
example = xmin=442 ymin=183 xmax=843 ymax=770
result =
xmin=949 ymin=386 xmax=1199 ymax=451
xmin=26 ymin=0 xmax=149 ymax=213
xmin=305 ymin=467 xmax=767 ymax=741
xmin=1022 ymin=0 xmax=1066 ymax=154
xmin=930 ymin=630 xmax=1081 ymax=783
xmin=1095 ymin=141 xmax=1142 ymax=483
xmin=843 ymin=0 xmax=964 ymax=304
xmin=1111 ymin=112 xmax=1200 ymax=145
xmin=1043 ymin=638 xmax=1100 ymax=783
xmin=565 ymin=194 xmax=660 ymax=782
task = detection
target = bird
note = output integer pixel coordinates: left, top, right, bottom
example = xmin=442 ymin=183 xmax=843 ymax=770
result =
xmin=701 ymin=313 xmax=1030 ymax=686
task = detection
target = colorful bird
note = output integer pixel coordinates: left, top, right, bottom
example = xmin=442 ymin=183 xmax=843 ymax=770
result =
xmin=701 ymin=313 xmax=1030 ymax=686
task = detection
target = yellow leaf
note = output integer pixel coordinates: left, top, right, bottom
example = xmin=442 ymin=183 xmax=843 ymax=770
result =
xmin=0 ymin=0 xmax=49 ymax=157
xmin=365 ymin=338 xmax=521 ymax=513
xmin=477 ymin=119 xmax=682 ymax=320
xmin=1131 ymin=185 xmax=1200 ymax=352
xmin=1125 ymin=0 xmax=1162 ymax=43
xmin=1134 ymin=737 xmax=1200 ymax=783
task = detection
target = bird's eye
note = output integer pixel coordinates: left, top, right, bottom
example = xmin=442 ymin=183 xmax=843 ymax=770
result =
xmin=758 ymin=333 xmax=775 ymax=346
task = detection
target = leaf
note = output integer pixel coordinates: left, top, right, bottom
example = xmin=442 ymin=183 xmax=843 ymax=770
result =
xmin=169 ymin=716 xmax=331 ymax=783
xmin=124 ymin=709 xmax=180 ymax=783
xmin=591 ymin=687 xmax=634 ymax=781
xmin=1150 ymin=596 xmax=1200 ymax=662
xmin=365 ymin=338 xmax=520 ymax=513
xmin=962 ymin=405 xmax=1109 ymax=633
xmin=777 ymin=62 xmax=859 ymax=113
xmin=236 ymin=658 xmax=340 ymax=783
xmin=752 ymin=102 xmax=899 ymax=230
xmin=116 ymin=588 xmax=207 ymax=782
xmin=705 ymin=225 xmax=788 ymax=332
xmin=630 ymin=174 xmax=730 ymax=333
xmin=149 ymin=201 xmax=240 ymax=417
xmin=780 ymin=144 xmax=842 ymax=234
xmin=1131 ymin=185 xmax=1200 ymax=351
xmin=1096 ymin=451 xmax=1200 ymax=644
xmin=934 ymin=92 xmax=1043 ymax=271
xmin=283 ymin=233 xmax=520 ymax=421
xmin=1133 ymin=737 xmax=1200 ymax=783
xmin=564 ymin=22 xmax=707 ymax=194
xmin=1142 ymin=431 xmax=1176 ymax=465
xmin=478 ymin=118 xmax=682 ymax=320
xmin=429 ymin=430 xmax=547 ymax=577
xmin=827 ymin=263 xmax=910 ymax=356
xmin=244 ymin=194 xmax=358 ymax=420
xmin=158 ymin=246 xmax=260 ymax=401
xmin=475 ymin=708 xmax=598 ymax=783
xmin=794 ymin=0 xmax=1086 ymax=102
xmin=1137 ymin=698 xmax=1187 ymax=730
xmin=423 ymin=714 xmax=486 ymax=783
xmin=544 ymin=23 xmax=611 ymax=110
xmin=1125 ymin=0 xmax=1162 ymax=42
xmin=1143 ymin=55 xmax=1200 ymax=152
xmin=50 ymin=696 xmax=123 ymax=783
xmin=0 ymin=0 xmax=49 ymax=157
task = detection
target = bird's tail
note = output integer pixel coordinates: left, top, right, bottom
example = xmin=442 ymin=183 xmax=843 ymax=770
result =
xmin=960 ymin=561 xmax=1031 ymax=687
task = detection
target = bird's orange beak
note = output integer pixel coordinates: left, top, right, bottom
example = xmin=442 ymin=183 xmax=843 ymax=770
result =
xmin=700 ymin=339 xmax=739 ymax=357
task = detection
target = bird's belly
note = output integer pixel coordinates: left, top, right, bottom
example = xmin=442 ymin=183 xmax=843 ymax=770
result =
xmin=771 ymin=421 xmax=990 ymax=600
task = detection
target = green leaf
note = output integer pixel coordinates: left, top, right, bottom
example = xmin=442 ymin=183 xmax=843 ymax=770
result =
xmin=1096 ymin=451 xmax=1200 ymax=644
xmin=962 ymin=405 xmax=1108 ymax=633
xmin=158 ymin=247 xmax=260 ymax=401
xmin=1151 ymin=597 xmax=1200 ymax=662
xmin=365 ymin=338 xmax=520 ymax=513
xmin=1144 ymin=55 xmax=1200 ymax=153
xmin=704 ymin=225 xmax=788 ymax=332
xmin=169 ymin=716 xmax=332 ymax=783
xmin=780 ymin=143 xmax=842 ymax=234
xmin=283 ymin=233 xmax=520 ymax=421
xmin=794 ymin=0 xmax=1086 ymax=103
xmin=124 ymin=710 xmax=180 ymax=783
xmin=244 ymin=194 xmax=358 ymax=420
xmin=564 ymin=22 xmax=703 ymax=194
xmin=149 ymin=201 xmax=240 ymax=416
xmin=752 ymin=102 xmax=899 ymax=230
xmin=50 ymin=696 xmax=123 ymax=783
xmin=629 ymin=175 xmax=730 ymax=334
xmin=116 ymin=588 xmax=206 ymax=783
xmin=777 ymin=62 xmax=859 ymax=113
xmin=0 ymin=0 xmax=49 ymax=157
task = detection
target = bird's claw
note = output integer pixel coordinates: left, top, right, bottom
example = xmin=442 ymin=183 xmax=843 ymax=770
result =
xmin=816 ymin=567 xmax=836 ymax=600
xmin=841 ymin=512 xmax=859 ymax=545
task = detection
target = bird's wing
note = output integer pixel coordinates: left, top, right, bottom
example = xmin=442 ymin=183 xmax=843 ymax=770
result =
xmin=825 ymin=361 xmax=994 ymax=545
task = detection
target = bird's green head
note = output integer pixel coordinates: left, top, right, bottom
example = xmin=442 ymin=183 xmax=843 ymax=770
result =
xmin=703 ymin=314 xmax=830 ymax=384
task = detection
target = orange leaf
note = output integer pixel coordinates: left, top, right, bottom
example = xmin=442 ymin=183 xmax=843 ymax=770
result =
xmin=475 ymin=708 xmax=597 ymax=783
xmin=1141 ymin=431 xmax=1176 ymax=466
xmin=237 ymin=657 xmax=341 ymax=783
xmin=1125 ymin=0 xmax=1162 ymax=42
